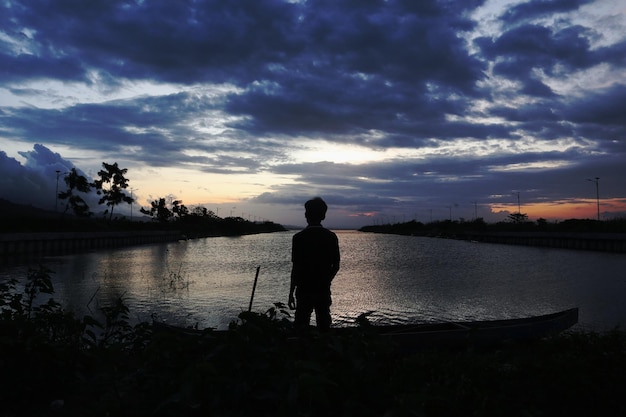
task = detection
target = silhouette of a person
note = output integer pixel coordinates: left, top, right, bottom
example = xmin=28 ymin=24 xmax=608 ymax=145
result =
xmin=288 ymin=197 xmax=340 ymax=331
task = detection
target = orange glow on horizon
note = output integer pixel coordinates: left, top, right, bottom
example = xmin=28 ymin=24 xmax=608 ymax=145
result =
xmin=348 ymin=211 xmax=377 ymax=218
xmin=489 ymin=198 xmax=626 ymax=220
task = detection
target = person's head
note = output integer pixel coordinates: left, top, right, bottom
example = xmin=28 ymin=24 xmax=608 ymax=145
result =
xmin=304 ymin=197 xmax=327 ymax=224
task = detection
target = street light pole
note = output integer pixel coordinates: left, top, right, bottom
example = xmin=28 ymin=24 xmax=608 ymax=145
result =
xmin=130 ymin=188 xmax=138 ymax=221
xmin=587 ymin=177 xmax=600 ymax=221
xmin=55 ymin=170 xmax=61 ymax=212
xmin=471 ymin=200 xmax=478 ymax=220
xmin=513 ymin=191 xmax=520 ymax=214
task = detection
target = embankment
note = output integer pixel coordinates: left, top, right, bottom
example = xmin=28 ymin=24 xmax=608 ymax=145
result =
xmin=0 ymin=230 xmax=183 ymax=257
xmin=457 ymin=232 xmax=626 ymax=253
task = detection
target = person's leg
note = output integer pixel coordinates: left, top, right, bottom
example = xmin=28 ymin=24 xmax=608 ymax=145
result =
xmin=314 ymin=292 xmax=332 ymax=331
xmin=294 ymin=292 xmax=313 ymax=330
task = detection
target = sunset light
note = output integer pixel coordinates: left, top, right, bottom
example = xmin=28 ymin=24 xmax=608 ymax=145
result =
xmin=1 ymin=0 xmax=624 ymax=228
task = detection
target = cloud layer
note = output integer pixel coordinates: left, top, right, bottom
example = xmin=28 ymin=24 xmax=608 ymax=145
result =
xmin=1 ymin=0 xmax=625 ymax=226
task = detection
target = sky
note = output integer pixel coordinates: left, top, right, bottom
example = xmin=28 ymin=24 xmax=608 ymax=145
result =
xmin=1 ymin=0 xmax=625 ymax=229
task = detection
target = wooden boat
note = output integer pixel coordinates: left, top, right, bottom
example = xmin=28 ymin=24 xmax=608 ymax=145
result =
xmin=153 ymin=307 xmax=578 ymax=350
xmin=366 ymin=307 xmax=579 ymax=350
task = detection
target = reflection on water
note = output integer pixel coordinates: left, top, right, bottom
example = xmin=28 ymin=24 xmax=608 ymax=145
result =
xmin=2 ymin=230 xmax=626 ymax=331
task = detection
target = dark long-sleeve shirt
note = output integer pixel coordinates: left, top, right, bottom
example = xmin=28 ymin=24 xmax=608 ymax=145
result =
xmin=291 ymin=225 xmax=340 ymax=293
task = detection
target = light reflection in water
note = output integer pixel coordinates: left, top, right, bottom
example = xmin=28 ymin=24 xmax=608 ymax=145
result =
xmin=1 ymin=230 xmax=625 ymax=331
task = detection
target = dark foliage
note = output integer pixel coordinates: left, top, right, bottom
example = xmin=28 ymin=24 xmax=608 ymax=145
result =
xmin=0 ymin=198 xmax=286 ymax=236
xmin=360 ymin=217 xmax=626 ymax=236
xmin=2 ymin=268 xmax=626 ymax=416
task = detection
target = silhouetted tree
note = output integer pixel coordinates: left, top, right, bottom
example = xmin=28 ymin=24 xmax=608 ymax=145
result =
xmin=140 ymin=198 xmax=173 ymax=223
xmin=507 ymin=212 xmax=529 ymax=224
xmin=172 ymin=200 xmax=189 ymax=219
xmin=92 ymin=162 xmax=133 ymax=221
xmin=191 ymin=206 xmax=219 ymax=219
xmin=536 ymin=218 xmax=548 ymax=231
xmin=58 ymin=168 xmax=92 ymax=217
xmin=192 ymin=206 xmax=209 ymax=217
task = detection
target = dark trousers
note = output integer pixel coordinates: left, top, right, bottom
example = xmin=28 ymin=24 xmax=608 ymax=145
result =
xmin=294 ymin=289 xmax=332 ymax=331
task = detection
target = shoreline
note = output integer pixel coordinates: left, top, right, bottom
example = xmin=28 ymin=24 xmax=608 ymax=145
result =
xmin=434 ymin=231 xmax=626 ymax=253
xmin=0 ymin=230 xmax=183 ymax=257
xmin=0 ymin=228 xmax=287 ymax=257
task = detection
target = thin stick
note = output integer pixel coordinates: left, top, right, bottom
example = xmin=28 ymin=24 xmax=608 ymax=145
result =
xmin=86 ymin=286 xmax=100 ymax=314
xmin=248 ymin=266 xmax=261 ymax=312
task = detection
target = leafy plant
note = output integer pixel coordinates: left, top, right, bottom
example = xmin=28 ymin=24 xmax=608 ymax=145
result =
xmin=2 ymin=268 xmax=626 ymax=416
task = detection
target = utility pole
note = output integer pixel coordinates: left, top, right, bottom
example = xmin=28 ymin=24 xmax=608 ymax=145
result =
xmin=587 ymin=177 xmax=600 ymax=220
xmin=130 ymin=188 xmax=138 ymax=221
xmin=55 ymin=170 xmax=61 ymax=212
xmin=513 ymin=191 xmax=521 ymax=214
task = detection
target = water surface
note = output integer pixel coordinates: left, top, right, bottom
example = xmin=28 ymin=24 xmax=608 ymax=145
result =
xmin=2 ymin=230 xmax=625 ymax=331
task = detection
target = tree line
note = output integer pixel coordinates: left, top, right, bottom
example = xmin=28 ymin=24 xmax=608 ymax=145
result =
xmin=57 ymin=162 xmax=286 ymax=236
xmin=61 ymin=161 xmax=215 ymax=223
xmin=359 ymin=216 xmax=626 ymax=236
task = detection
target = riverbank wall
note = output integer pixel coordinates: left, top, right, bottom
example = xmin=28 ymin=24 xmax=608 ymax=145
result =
xmin=0 ymin=231 xmax=183 ymax=257
xmin=457 ymin=232 xmax=626 ymax=253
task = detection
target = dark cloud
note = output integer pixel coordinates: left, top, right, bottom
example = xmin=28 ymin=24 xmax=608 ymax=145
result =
xmin=476 ymin=23 xmax=600 ymax=98
xmin=0 ymin=0 xmax=300 ymax=84
xmin=501 ymin=0 xmax=595 ymax=24
xmin=222 ymin=0 xmax=487 ymax=138
xmin=0 ymin=144 xmax=99 ymax=211
xmin=0 ymin=92 xmax=285 ymax=172
xmin=563 ymin=84 xmax=626 ymax=126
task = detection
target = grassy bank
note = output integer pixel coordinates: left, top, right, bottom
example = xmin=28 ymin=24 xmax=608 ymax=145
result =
xmin=2 ymin=267 xmax=625 ymax=416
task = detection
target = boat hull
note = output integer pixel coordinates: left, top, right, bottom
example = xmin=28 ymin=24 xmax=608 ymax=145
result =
xmin=374 ymin=307 xmax=579 ymax=350
xmin=153 ymin=307 xmax=579 ymax=350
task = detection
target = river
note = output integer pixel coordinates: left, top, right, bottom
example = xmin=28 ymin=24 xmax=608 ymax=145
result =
xmin=2 ymin=230 xmax=625 ymax=331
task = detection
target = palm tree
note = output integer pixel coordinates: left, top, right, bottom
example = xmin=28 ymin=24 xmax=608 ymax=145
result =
xmin=92 ymin=162 xmax=133 ymax=220
xmin=58 ymin=168 xmax=92 ymax=217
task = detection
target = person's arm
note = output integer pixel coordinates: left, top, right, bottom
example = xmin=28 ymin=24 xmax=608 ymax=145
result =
xmin=289 ymin=236 xmax=298 ymax=309
xmin=329 ymin=234 xmax=340 ymax=281
xmin=288 ymin=265 xmax=297 ymax=309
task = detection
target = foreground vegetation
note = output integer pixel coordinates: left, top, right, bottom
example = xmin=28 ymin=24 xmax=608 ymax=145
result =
xmin=2 ymin=268 xmax=626 ymax=416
